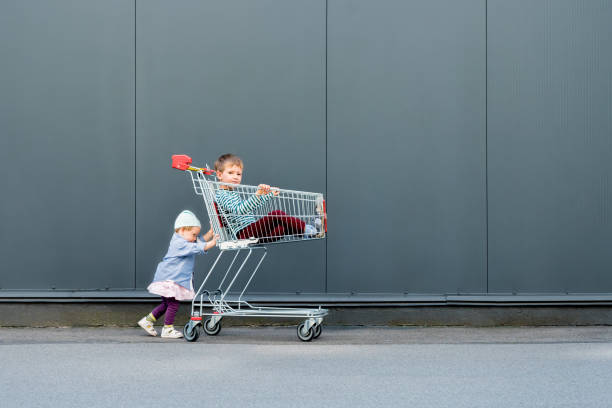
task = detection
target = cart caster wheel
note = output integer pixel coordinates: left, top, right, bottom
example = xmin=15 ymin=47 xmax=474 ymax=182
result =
xmin=183 ymin=322 xmax=200 ymax=342
xmin=313 ymin=324 xmax=322 ymax=339
xmin=297 ymin=323 xmax=314 ymax=342
xmin=203 ymin=318 xmax=222 ymax=336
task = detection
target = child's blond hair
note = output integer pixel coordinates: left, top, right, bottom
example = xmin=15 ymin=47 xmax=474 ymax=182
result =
xmin=215 ymin=153 xmax=243 ymax=172
xmin=174 ymin=226 xmax=197 ymax=233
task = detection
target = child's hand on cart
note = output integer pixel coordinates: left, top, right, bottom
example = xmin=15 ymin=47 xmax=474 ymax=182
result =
xmin=202 ymin=226 xmax=215 ymax=242
xmin=256 ymin=184 xmax=270 ymax=195
xmin=256 ymin=184 xmax=280 ymax=196
xmin=204 ymin=233 xmax=220 ymax=251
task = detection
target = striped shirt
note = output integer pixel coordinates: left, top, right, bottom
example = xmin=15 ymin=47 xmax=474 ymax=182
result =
xmin=215 ymin=188 xmax=273 ymax=235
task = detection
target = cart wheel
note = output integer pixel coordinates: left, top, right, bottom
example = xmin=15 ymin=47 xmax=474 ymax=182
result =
xmin=297 ymin=323 xmax=314 ymax=342
xmin=183 ymin=322 xmax=200 ymax=342
xmin=203 ymin=318 xmax=222 ymax=336
xmin=313 ymin=324 xmax=322 ymax=339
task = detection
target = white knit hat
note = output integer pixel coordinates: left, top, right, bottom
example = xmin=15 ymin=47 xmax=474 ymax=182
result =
xmin=174 ymin=210 xmax=201 ymax=229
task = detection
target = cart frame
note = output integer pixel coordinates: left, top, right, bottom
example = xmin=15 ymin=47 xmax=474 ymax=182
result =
xmin=172 ymin=155 xmax=328 ymax=342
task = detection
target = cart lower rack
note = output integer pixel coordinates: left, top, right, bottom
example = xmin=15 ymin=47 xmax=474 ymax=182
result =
xmin=172 ymin=155 xmax=328 ymax=342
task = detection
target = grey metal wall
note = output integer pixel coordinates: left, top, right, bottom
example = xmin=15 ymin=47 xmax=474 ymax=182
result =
xmin=0 ymin=0 xmax=135 ymax=290
xmin=1 ymin=0 xmax=611 ymax=297
xmin=327 ymin=0 xmax=486 ymax=294
xmin=488 ymin=0 xmax=612 ymax=293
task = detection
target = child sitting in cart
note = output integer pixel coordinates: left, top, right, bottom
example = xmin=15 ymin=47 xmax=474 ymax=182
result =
xmin=214 ymin=153 xmax=320 ymax=243
xmin=138 ymin=210 xmax=217 ymax=338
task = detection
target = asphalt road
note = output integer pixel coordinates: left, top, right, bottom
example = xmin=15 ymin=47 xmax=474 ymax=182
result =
xmin=2 ymin=326 xmax=612 ymax=407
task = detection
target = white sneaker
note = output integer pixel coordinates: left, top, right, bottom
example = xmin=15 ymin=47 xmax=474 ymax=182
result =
xmin=161 ymin=326 xmax=184 ymax=339
xmin=304 ymin=224 xmax=317 ymax=237
xmin=138 ymin=316 xmax=157 ymax=336
xmin=316 ymin=197 xmax=325 ymax=215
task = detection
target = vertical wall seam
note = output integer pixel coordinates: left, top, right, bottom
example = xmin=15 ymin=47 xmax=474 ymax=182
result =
xmin=325 ymin=0 xmax=328 ymax=294
xmin=134 ymin=0 xmax=137 ymax=289
xmin=485 ymin=0 xmax=489 ymax=293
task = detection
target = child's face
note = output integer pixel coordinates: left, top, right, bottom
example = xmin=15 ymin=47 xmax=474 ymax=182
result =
xmin=217 ymin=164 xmax=243 ymax=185
xmin=178 ymin=226 xmax=201 ymax=242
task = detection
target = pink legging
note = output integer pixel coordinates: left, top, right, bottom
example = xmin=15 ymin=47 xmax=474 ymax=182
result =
xmin=237 ymin=210 xmax=305 ymax=243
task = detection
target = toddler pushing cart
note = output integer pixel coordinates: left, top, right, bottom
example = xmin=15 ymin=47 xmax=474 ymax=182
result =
xmin=172 ymin=154 xmax=328 ymax=342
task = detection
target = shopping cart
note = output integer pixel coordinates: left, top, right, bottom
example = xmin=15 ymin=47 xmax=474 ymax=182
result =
xmin=172 ymin=154 xmax=328 ymax=342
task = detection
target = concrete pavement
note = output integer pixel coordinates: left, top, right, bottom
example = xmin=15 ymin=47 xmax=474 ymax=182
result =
xmin=2 ymin=326 xmax=612 ymax=407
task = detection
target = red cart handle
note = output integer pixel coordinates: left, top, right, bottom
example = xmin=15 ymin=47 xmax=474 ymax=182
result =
xmin=171 ymin=154 xmax=215 ymax=175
